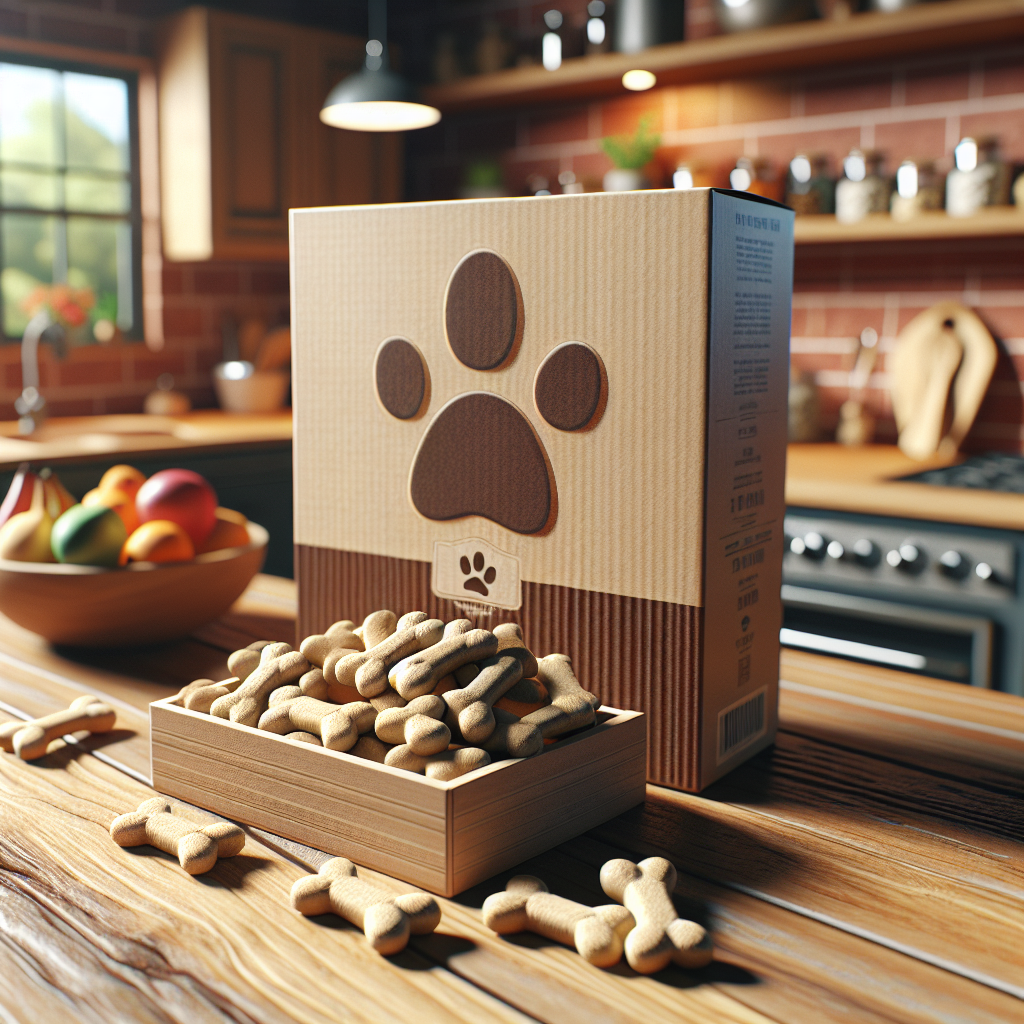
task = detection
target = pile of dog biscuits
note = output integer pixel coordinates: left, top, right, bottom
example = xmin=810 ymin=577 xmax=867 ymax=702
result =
xmin=175 ymin=610 xmax=602 ymax=779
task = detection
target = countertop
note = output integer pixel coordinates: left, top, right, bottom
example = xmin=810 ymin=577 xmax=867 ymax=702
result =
xmin=0 ymin=575 xmax=1020 ymax=1022
xmin=0 ymin=410 xmax=293 ymax=470
xmin=786 ymin=443 xmax=1024 ymax=531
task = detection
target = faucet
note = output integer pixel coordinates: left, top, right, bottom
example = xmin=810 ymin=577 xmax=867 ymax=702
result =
xmin=16 ymin=312 xmax=67 ymax=435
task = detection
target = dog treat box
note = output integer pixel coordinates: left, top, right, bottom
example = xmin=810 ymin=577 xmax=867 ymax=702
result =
xmin=291 ymin=187 xmax=794 ymax=791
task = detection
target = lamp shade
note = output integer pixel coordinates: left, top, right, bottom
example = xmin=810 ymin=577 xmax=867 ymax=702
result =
xmin=320 ymin=67 xmax=440 ymax=132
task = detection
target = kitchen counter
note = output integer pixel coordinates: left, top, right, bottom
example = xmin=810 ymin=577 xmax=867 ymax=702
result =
xmin=0 ymin=410 xmax=292 ymax=470
xmin=786 ymin=443 xmax=1024 ymax=531
xmin=0 ymin=575 xmax=1020 ymax=1022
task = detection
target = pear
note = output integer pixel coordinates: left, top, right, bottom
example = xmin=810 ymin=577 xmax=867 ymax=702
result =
xmin=0 ymin=478 xmax=55 ymax=562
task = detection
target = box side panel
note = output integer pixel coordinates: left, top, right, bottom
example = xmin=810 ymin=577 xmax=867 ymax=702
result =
xmin=450 ymin=713 xmax=647 ymax=895
xmin=150 ymin=703 xmax=449 ymax=892
xmin=699 ymin=190 xmax=794 ymax=788
xmin=297 ymin=545 xmax=701 ymax=791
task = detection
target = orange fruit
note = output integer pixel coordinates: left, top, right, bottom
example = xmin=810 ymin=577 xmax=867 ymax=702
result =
xmin=99 ymin=464 xmax=146 ymax=502
xmin=82 ymin=486 xmax=140 ymax=535
xmin=120 ymin=519 xmax=195 ymax=565
xmin=196 ymin=507 xmax=250 ymax=554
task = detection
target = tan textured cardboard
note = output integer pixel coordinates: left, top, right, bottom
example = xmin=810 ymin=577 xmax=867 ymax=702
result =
xmin=291 ymin=188 xmax=793 ymax=790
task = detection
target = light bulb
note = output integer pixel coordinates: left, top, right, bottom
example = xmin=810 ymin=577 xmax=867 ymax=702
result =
xmin=320 ymin=100 xmax=441 ymax=131
xmin=896 ymin=161 xmax=918 ymax=199
xmin=622 ymin=69 xmax=656 ymax=91
xmin=730 ymin=166 xmax=752 ymax=191
xmin=723 ymin=0 xmax=752 ymax=7
xmin=587 ymin=17 xmax=606 ymax=44
xmin=955 ymin=137 xmax=978 ymax=172
xmin=844 ymin=151 xmax=866 ymax=182
xmin=790 ymin=155 xmax=812 ymax=184
xmin=673 ymin=167 xmax=694 ymax=190
xmin=542 ymin=32 xmax=562 ymax=71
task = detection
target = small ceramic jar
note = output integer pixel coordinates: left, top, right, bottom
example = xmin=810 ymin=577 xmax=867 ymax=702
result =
xmin=835 ymin=149 xmax=890 ymax=224
xmin=890 ymin=160 xmax=943 ymax=221
xmin=786 ymin=153 xmax=835 ymax=215
xmin=946 ymin=137 xmax=1011 ymax=217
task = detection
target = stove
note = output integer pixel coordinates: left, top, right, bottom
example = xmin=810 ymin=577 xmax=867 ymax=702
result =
xmin=783 ymin=450 xmax=1024 ymax=695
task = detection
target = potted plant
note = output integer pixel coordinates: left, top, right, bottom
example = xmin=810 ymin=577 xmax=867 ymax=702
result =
xmin=601 ymin=116 xmax=661 ymax=192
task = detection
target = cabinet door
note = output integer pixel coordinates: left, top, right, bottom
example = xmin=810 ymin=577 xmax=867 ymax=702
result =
xmin=207 ymin=12 xmax=294 ymax=259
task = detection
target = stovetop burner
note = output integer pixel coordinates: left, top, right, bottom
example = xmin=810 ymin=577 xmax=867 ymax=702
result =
xmin=901 ymin=453 xmax=1024 ymax=493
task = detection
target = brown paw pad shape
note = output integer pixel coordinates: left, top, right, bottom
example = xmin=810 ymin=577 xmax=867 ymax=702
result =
xmin=374 ymin=249 xmax=608 ymax=536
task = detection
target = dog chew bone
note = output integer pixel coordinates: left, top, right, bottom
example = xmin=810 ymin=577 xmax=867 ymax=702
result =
xmin=350 ymin=619 xmax=445 ymax=697
xmin=210 ymin=649 xmax=309 ymax=727
xmin=361 ymin=609 xmax=397 ymax=649
xmin=369 ymin=690 xmax=407 ymax=712
xmin=384 ymin=745 xmax=491 ymax=780
xmin=374 ymin=695 xmax=449 ymax=755
xmin=258 ymin=697 xmax=375 ymax=751
xmin=443 ymin=618 xmax=473 ymax=638
xmin=390 ymin=629 xmax=499 ymax=700
xmin=480 ymin=707 xmax=544 ymax=759
xmin=396 ymin=610 xmax=428 ymax=630
xmin=600 ymin=857 xmax=714 ymax=973
xmin=110 ymin=797 xmax=245 ymax=875
xmin=493 ymin=623 xmax=540 ymax=678
xmin=349 ymin=734 xmax=391 ymax=762
xmin=299 ymin=620 xmax=364 ymax=668
xmin=286 ymin=731 xmax=322 ymax=745
xmin=298 ymin=668 xmax=328 ymax=701
xmin=268 ymin=685 xmax=302 ymax=707
xmin=483 ymin=875 xmax=635 ymax=968
xmin=0 ymin=695 xmax=117 ymax=761
xmin=183 ymin=677 xmax=241 ymax=713
xmin=227 ymin=640 xmax=274 ymax=682
xmin=521 ymin=654 xmax=600 ymax=738
xmin=291 ymin=857 xmax=441 ymax=954
xmin=443 ymin=654 xmax=523 ymax=743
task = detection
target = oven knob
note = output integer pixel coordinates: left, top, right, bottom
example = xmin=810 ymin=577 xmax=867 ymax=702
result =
xmin=975 ymin=562 xmax=1004 ymax=585
xmin=826 ymin=540 xmax=845 ymax=560
xmin=801 ymin=532 xmax=827 ymax=560
xmin=939 ymin=550 xmax=970 ymax=580
xmin=852 ymin=539 xmax=880 ymax=567
xmin=887 ymin=543 xmax=924 ymax=573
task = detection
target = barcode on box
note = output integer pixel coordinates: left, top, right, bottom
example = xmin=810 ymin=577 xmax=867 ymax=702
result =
xmin=717 ymin=687 xmax=767 ymax=763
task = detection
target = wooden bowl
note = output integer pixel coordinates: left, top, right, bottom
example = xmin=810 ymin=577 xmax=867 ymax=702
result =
xmin=0 ymin=523 xmax=267 ymax=647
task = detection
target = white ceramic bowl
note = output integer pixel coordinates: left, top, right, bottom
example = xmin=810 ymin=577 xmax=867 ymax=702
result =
xmin=214 ymin=364 xmax=289 ymax=414
xmin=0 ymin=523 xmax=267 ymax=647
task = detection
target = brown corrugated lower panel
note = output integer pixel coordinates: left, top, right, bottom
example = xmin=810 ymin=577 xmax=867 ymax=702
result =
xmin=296 ymin=544 xmax=702 ymax=791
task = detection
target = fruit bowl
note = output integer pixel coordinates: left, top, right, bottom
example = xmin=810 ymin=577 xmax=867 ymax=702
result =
xmin=0 ymin=523 xmax=267 ymax=647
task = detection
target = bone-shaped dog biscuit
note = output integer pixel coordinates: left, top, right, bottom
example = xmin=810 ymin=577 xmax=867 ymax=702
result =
xmin=0 ymin=695 xmax=117 ymax=760
xmin=480 ymin=707 xmax=543 ymax=759
xmin=110 ymin=797 xmax=245 ymax=875
xmin=369 ymin=690 xmax=407 ymax=712
xmin=384 ymin=744 xmax=490 ymax=780
xmin=521 ymin=654 xmax=599 ymax=738
xmin=443 ymin=618 xmax=473 ymax=638
xmin=360 ymin=609 xmax=397 ymax=649
xmin=258 ymin=697 xmax=375 ymax=751
xmin=299 ymin=619 xmax=363 ymax=668
xmin=286 ymin=731 xmax=322 ymax=745
xmin=182 ymin=677 xmax=241 ymax=713
xmin=390 ymin=629 xmax=498 ymax=700
xmin=600 ymin=857 xmax=713 ymax=973
xmin=443 ymin=654 xmax=523 ymax=743
xmin=347 ymin=618 xmax=445 ymax=697
xmin=210 ymin=647 xmax=309 ymax=726
xmin=483 ymin=875 xmax=635 ymax=968
xmin=396 ymin=610 xmax=428 ymax=630
xmin=349 ymin=734 xmax=391 ymax=762
xmin=374 ymin=695 xmax=450 ymax=755
xmin=226 ymin=640 xmax=273 ymax=682
xmin=291 ymin=857 xmax=440 ymax=954
xmin=269 ymin=684 xmax=302 ymax=706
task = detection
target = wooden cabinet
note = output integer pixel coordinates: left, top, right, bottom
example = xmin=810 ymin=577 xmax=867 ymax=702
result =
xmin=158 ymin=7 xmax=402 ymax=262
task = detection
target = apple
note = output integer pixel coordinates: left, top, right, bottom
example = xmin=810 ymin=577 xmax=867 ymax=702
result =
xmin=135 ymin=469 xmax=217 ymax=546
xmin=51 ymin=504 xmax=127 ymax=567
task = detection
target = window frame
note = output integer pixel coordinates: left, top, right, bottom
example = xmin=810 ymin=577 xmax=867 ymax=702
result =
xmin=0 ymin=49 xmax=144 ymax=343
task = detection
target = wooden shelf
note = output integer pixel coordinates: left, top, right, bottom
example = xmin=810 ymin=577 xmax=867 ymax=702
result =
xmin=793 ymin=207 xmax=1024 ymax=244
xmin=424 ymin=0 xmax=1024 ymax=113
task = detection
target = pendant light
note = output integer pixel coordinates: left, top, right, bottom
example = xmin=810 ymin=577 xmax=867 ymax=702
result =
xmin=320 ymin=0 xmax=440 ymax=132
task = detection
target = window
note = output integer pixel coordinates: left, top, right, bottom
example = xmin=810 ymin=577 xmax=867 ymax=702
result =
xmin=0 ymin=58 xmax=141 ymax=341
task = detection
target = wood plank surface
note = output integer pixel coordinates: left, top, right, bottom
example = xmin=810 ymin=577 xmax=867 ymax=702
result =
xmin=1 ymin=576 xmax=1023 ymax=1022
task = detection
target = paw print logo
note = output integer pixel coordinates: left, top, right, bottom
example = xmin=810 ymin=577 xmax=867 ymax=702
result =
xmin=374 ymin=249 xmax=608 ymax=536
xmin=461 ymin=551 xmax=496 ymax=596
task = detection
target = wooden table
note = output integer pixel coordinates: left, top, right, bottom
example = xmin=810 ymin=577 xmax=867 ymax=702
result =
xmin=1 ymin=575 xmax=1021 ymax=1024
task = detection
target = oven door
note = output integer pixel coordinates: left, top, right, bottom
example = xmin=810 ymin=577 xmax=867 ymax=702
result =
xmin=781 ymin=585 xmax=994 ymax=688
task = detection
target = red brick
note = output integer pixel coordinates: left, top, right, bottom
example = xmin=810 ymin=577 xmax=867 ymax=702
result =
xmin=600 ymin=92 xmax=665 ymax=138
xmin=193 ymin=268 xmax=241 ymax=296
xmin=38 ymin=16 xmax=128 ymax=51
xmin=528 ymin=107 xmax=590 ymax=146
xmin=756 ymin=128 xmax=860 ymax=170
xmin=724 ymin=79 xmax=792 ymax=125
xmin=904 ymin=62 xmax=970 ymax=106
xmin=162 ymin=306 xmax=204 ymax=337
xmin=251 ymin=267 xmax=291 ymax=295
xmin=960 ymin=110 xmax=1024 ymax=162
xmin=102 ymin=395 xmax=147 ymax=415
xmin=500 ymin=157 xmax=561 ymax=196
xmin=983 ymin=51 xmax=1024 ymax=97
xmin=790 ymin=308 xmax=809 ymax=336
xmin=803 ymin=72 xmax=892 ymax=116
xmin=57 ymin=359 xmax=122 ymax=388
xmin=873 ymin=118 xmax=947 ymax=165
xmin=663 ymin=83 xmax=719 ymax=131
xmin=45 ymin=398 xmax=96 ymax=417
xmin=563 ymin=151 xmax=609 ymax=192
xmin=130 ymin=352 xmax=188 ymax=383
xmin=977 ymin=306 xmax=1024 ymax=340
xmin=822 ymin=307 xmax=887 ymax=340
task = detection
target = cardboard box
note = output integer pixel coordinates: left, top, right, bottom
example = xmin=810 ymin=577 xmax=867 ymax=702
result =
xmin=150 ymin=698 xmax=645 ymax=896
xmin=290 ymin=188 xmax=794 ymax=791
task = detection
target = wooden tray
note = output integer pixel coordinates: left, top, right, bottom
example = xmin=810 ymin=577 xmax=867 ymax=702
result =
xmin=150 ymin=699 xmax=645 ymax=896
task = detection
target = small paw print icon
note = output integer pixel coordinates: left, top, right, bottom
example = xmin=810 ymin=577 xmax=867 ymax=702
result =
xmin=461 ymin=551 xmax=496 ymax=597
xmin=374 ymin=248 xmax=608 ymax=537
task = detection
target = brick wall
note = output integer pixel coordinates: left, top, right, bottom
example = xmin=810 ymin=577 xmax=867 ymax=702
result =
xmin=407 ymin=38 xmax=1024 ymax=451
